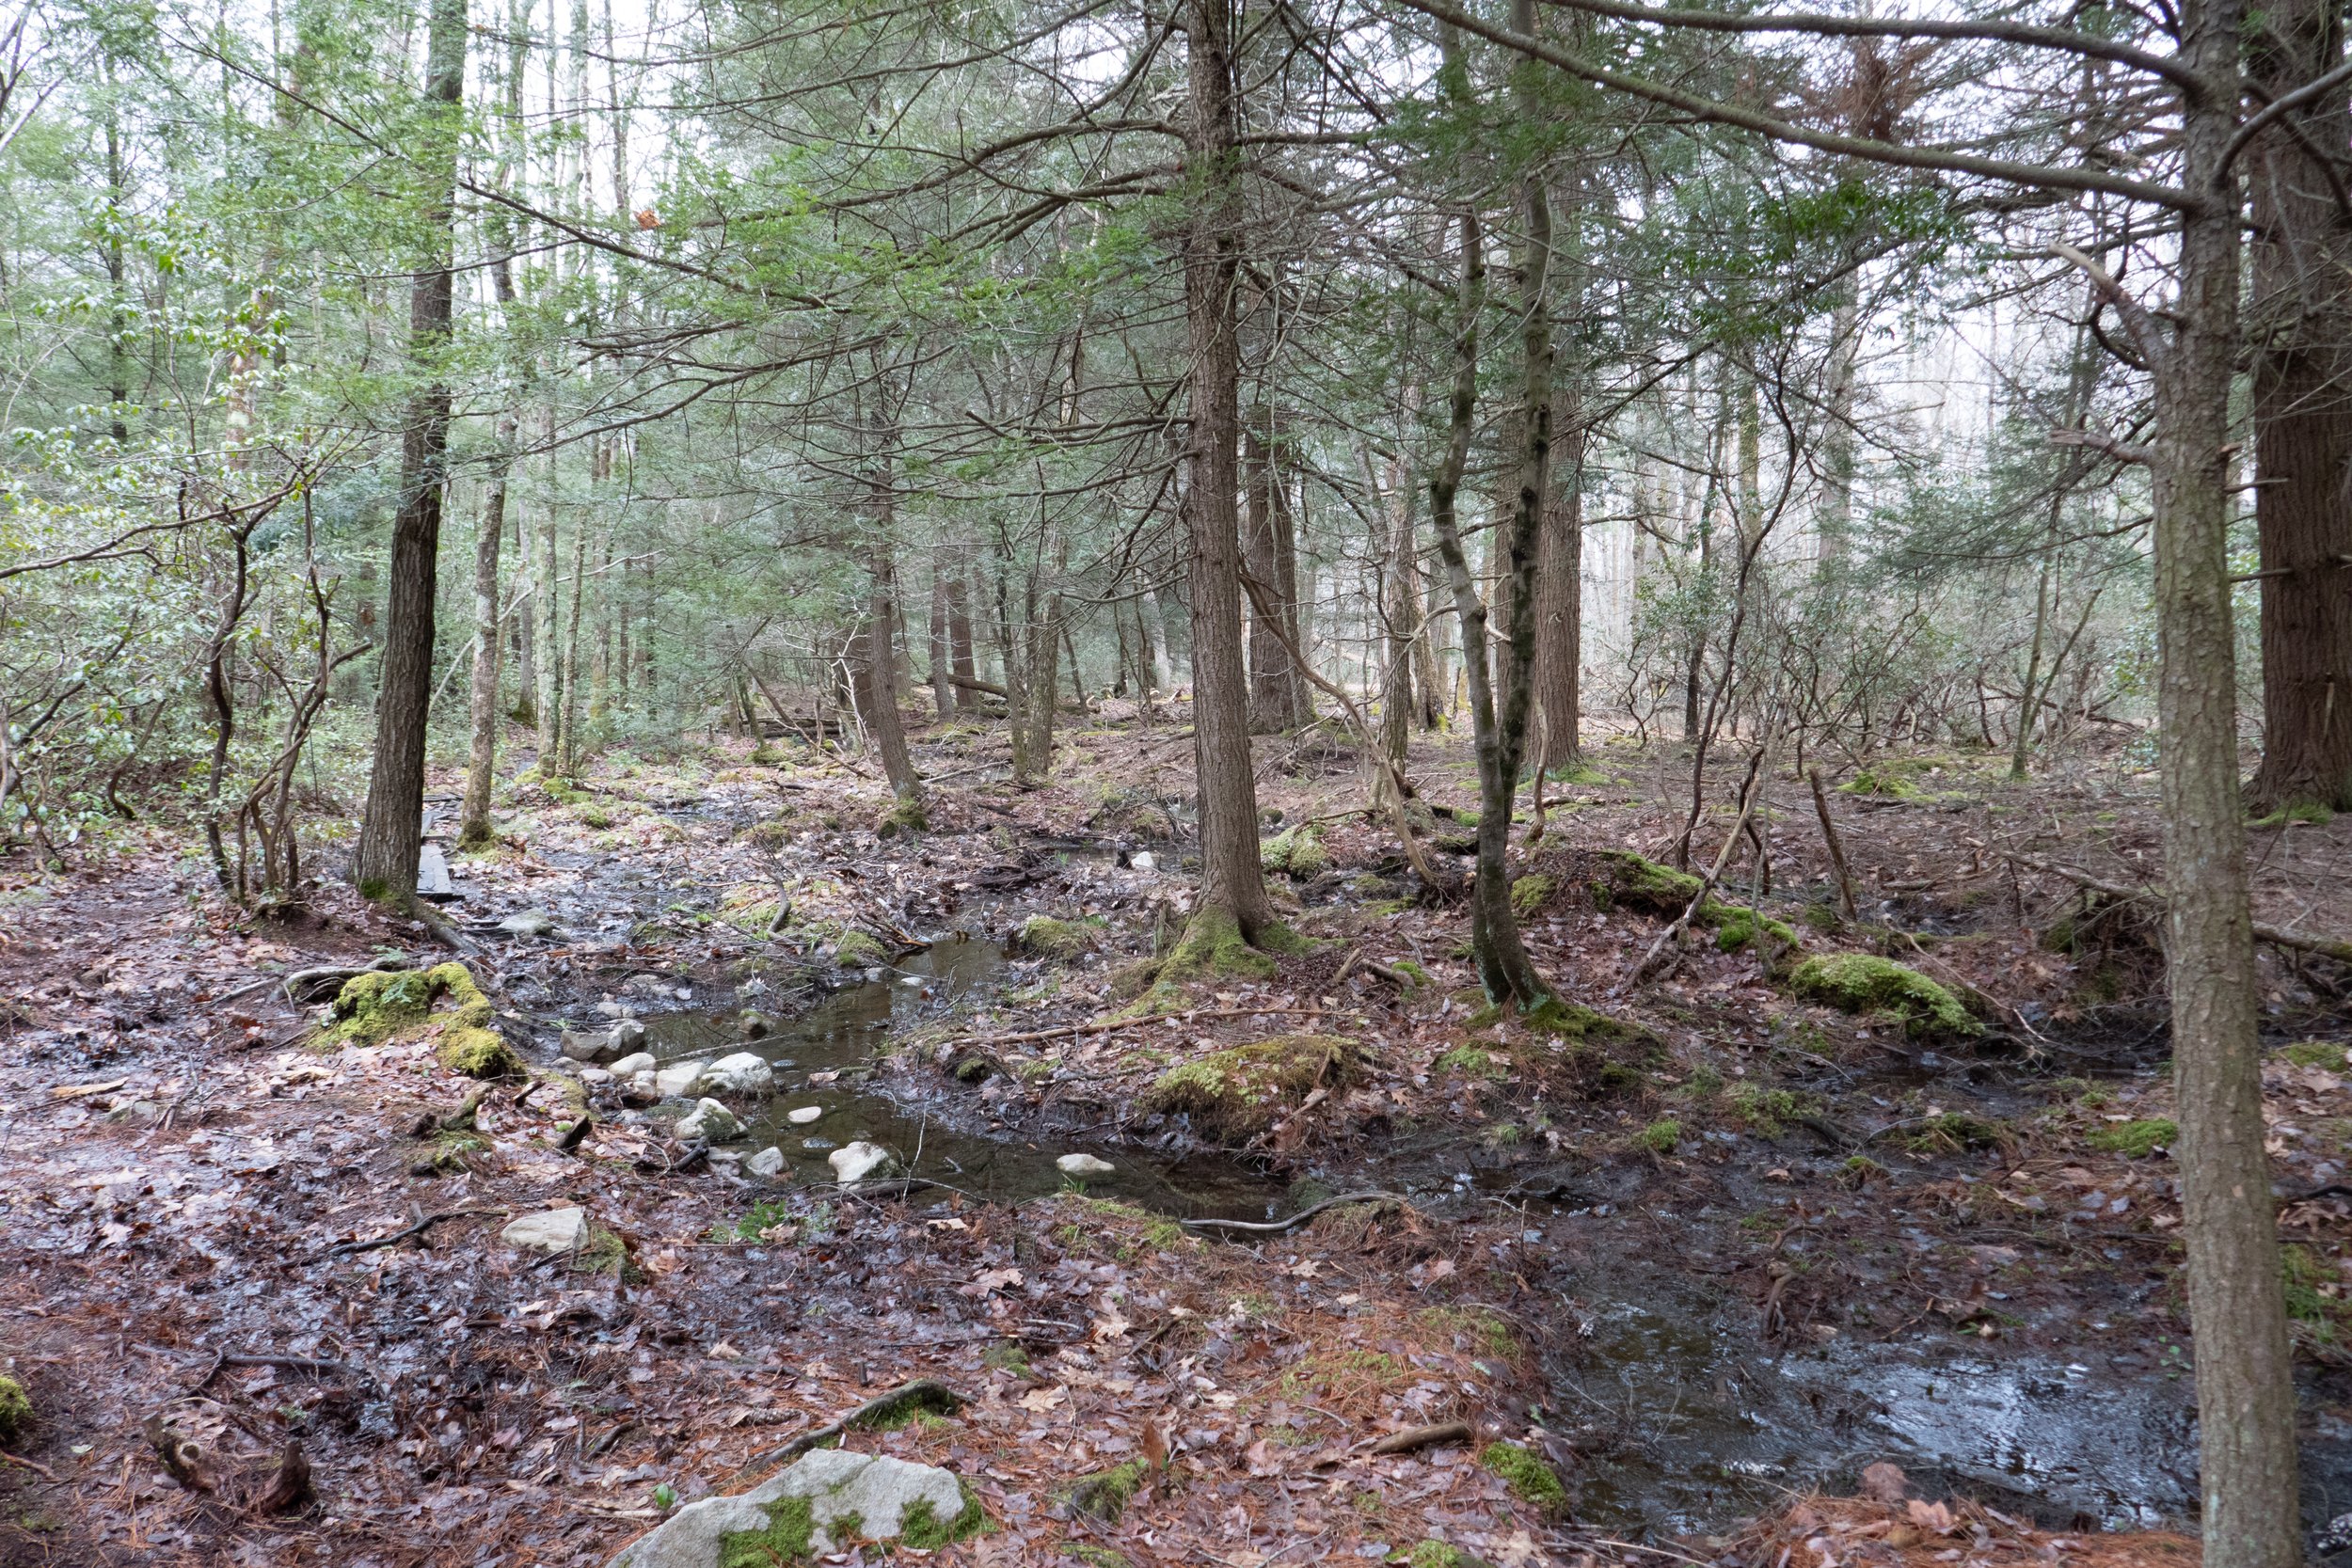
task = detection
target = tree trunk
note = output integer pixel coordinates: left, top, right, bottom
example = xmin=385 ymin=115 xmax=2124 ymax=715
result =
xmin=1244 ymin=422 xmax=1303 ymax=731
xmin=555 ymin=508 xmax=589 ymax=776
xmin=2248 ymin=0 xmax=2352 ymax=813
xmin=1534 ymin=412 xmax=1583 ymax=775
xmin=1181 ymin=0 xmax=1276 ymax=945
xmin=459 ymin=414 xmax=514 ymax=847
xmin=929 ymin=553 xmax=956 ymax=720
xmin=863 ymin=537 xmax=924 ymax=823
xmin=2153 ymin=9 xmax=2302 ymax=1561
xmin=1377 ymin=443 xmax=1418 ymax=784
xmin=352 ymin=0 xmax=465 ymax=901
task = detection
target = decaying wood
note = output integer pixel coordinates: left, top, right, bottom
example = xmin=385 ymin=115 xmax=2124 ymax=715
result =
xmin=405 ymin=1085 xmax=489 ymax=1138
xmin=1368 ymin=1419 xmax=1474 ymax=1455
xmin=320 ymin=1207 xmax=502 ymax=1261
xmin=557 ymin=1112 xmax=596 ymax=1152
xmin=1809 ymin=768 xmax=1859 ymax=921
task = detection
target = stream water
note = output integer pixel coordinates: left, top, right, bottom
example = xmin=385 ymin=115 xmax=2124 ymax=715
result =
xmin=609 ymin=939 xmax=2253 ymax=1538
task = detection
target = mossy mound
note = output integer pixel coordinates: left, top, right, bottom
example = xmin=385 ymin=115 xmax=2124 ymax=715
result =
xmin=1788 ymin=953 xmax=1978 ymax=1037
xmin=0 ymin=1373 xmax=30 ymax=1441
xmin=1261 ymin=824 xmax=1330 ymax=879
xmin=1714 ymin=905 xmax=1800 ymax=956
xmin=2087 ymin=1117 xmax=2176 ymax=1158
xmin=1509 ymin=874 xmax=1557 ymax=918
xmin=1479 ymin=1442 xmax=1569 ymax=1516
xmin=1593 ymin=850 xmax=1706 ymax=915
xmin=324 ymin=962 xmax=519 ymax=1075
xmin=875 ymin=797 xmax=928 ymax=837
xmin=1059 ymin=1458 xmax=1152 ymax=1524
xmin=832 ymin=928 xmax=889 ymax=969
xmin=1123 ymin=907 xmax=1310 ymax=1015
xmin=1016 ymin=914 xmax=1103 ymax=960
xmin=1142 ymin=1034 xmax=1359 ymax=1141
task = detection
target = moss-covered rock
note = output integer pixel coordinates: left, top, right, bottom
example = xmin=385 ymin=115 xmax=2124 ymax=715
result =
xmin=1479 ymin=1442 xmax=1568 ymax=1516
xmin=1016 ymin=914 xmax=1103 ymax=960
xmin=1788 ymin=953 xmax=1978 ymax=1037
xmin=1261 ymin=824 xmax=1330 ymax=879
xmin=832 ymin=928 xmax=889 ymax=969
xmin=1714 ymin=905 xmax=1800 ymax=956
xmin=1509 ymin=874 xmax=1556 ymax=918
xmin=876 ymin=797 xmax=928 ymax=837
xmin=1142 ymin=1034 xmax=1359 ymax=1141
xmin=0 ymin=1373 xmax=31 ymax=1441
xmin=1059 ymin=1459 xmax=1152 ymax=1523
xmin=323 ymin=962 xmax=518 ymax=1075
xmin=1593 ymin=850 xmax=1706 ymax=915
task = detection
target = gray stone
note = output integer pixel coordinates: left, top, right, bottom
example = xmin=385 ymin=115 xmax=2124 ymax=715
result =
xmin=502 ymin=1206 xmax=588 ymax=1255
xmin=1057 ymin=1152 xmax=1116 ymax=1177
xmin=604 ymin=1449 xmax=969 ymax=1568
xmin=609 ymin=1018 xmax=648 ymax=1053
xmin=676 ymin=1098 xmax=741 ymax=1143
xmin=739 ymin=1011 xmax=771 ymax=1039
xmin=622 ymin=1071 xmax=661 ymax=1104
xmin=579 ymin=1066 xmax=613 ymax=1085
xmin=1131 ymin=850 xmax=1157 ymax=873
xmin=745 ymin=1146 xmax=786 ymax=1179
xmin=609 ymin=1052 xmax=657 ymax=1079
xmin=500 ymin=909 xmax=560 ymax=939
xmin=655 ymin=1061 xmax=709 ymax=1098
xmin=828 ymin=1140 xmax=898 ymax=1185
xmin=703 ymin=1053 xmax=775 ymax=1096
xmin=563 ymin=1027 xmax=620 ymax=1064
xmin=786 ymin=1105 xmax=823 ymax=1125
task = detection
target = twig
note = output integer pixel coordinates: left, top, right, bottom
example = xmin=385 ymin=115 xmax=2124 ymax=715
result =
xmin=319 ymin=1207 xmax=503 ymax=1260
xmin=1180 ymin=1191 xmax=1406 ymax=1234
xmin=1367 ymin=1420 xmax=1472 ymax=1455
xmin=752 ymin=1379 xmax=966 ymax=1469
xmin=1808 ymin=768 xmax=1858 ymax=921
xmin=0 ymin=1451 xmax=58 ymax=1481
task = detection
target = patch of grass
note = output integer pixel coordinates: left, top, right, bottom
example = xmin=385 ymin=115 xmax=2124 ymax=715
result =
xmin=1142 ymin=1034 xmax=1359 ymax=1141
xmin=1479 ymin=1442 xmax=1569 ymax=1516
xmin=2087 ymin=1117 xmax=2176 ymax=1158
xmin=1788 ymin=953 xmax=1978 ymax=1037
xmin=2250 ymin=801 xmax=2333 ymax=829
xmin=1416 ymin=1306 xmax=1520 ymax=1361
xmin=2283 ymin=1040 xmax=2349 ymax=1070
xmin=1435 ymin=1044 xmax=1503 ymax=1080
xmin=1727 ymin=1085 xmax=1807 ymax=1135
xmin=1903 ymin=1112 xmax=2007 ymax=1154
xmin=1059 ymin=1459 xmax=1152 ymax=1524
xmin=1636 ymin=1118 xmax=1682 ymax=1153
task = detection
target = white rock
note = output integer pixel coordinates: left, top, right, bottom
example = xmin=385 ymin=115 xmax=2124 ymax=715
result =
xmin=1057 ymin=1152 xmax=1116 ymax=1177
xmin=828 ymin=1140 xmax=898 ymax=1185
xmin=655 ymin=1061 xmax=709 ymax=1098
xmin=609 ymin=1018 xmax=648 ymax=1053
xmin=623 ymin=1071 xmax=661 ymax=1104
xmin=787 ymin=1105 xmax=823 ymax=1125
xmin=562 ymin=1027 xmax=620 ymax=1063
xmin=579 ymin=1067 xmax=613 ymax=1085
xmin=609 ymin=1052 xmax=657 ymax=1078
xmin=703 ymin=1052 xmax=775 ymax=1096
xmin=676 ymin=1098 xmax=741 ymax=1143
xmin=501 ymin=909 xmax=561 ymax=939
xmin=746 ymin=1146 xmax=787 ymax=1179
xmin=502 ymin=1206 xmax=588 ymax=1255
xmin=1131 ymin=850 xmax=1156 ymax=872
xmin=602 ymin=1449 xmax=969 ymax=1568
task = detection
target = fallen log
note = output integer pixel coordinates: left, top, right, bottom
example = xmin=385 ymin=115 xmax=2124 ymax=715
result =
xmin=2006 ymin=850 xmax=2352 ymax=964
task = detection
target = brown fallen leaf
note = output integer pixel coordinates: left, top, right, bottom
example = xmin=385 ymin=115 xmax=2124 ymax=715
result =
xmin=1859 ymin=1461 xmax=1909 ymax=1504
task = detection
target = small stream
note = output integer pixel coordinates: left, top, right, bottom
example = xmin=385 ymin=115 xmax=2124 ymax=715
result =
xmin=600 ymin=925 xmax=2338 ymax=1543
xmin=637 ymin=937 xmax=1289 ymax=1220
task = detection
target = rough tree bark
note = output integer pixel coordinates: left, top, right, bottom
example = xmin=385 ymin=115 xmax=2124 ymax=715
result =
xmin=862 ymin=537 xmax=925 ymax=826
xmin=2247 ymin=0 xmax=2352 ymax=814
xmin=1533 ymin=414 xmax=1583 ymax=775
xmin=458 ymin=414 xmax=514 ymax=848
xmin=1244 ymin=422 xmax=1305 ymax=732
xmin=352 ymin=0 xmax=465 ymax=900
xmin=1179 ymin=0 xmax=1277 ymax=950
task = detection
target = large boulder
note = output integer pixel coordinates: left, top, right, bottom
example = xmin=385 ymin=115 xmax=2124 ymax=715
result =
xmin=609 ymin=1018 xmax=649 ymax=1053
xmin=1057 ymin=1152 xmax=1115 ymax=1177
xmin=703 ymin=1053 xmax=775 ymax=1096
xmin=606 ymin=1449 xmax=977 ymax=1567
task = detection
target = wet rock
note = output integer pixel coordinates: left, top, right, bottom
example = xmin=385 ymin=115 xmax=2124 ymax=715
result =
xmin=500 ymin=909 xmax=561 ymax=940
xmin=746 ymin=1146 xmax=786 ymax=1179
xmin=600 ymin=1449 xmax=976 ymax=1567
xmin=677 ymin=1098 xmax=741 ymax=1143
xmin=503 ymin=1206 xmax=588 ymax=1255
xmin=828 ymin=1140 xmax=898 ymax=1184
xmin=563 ymin=1027 xmax=621 ymax=1064
xmin=610 ymin=1018 xmax=648 ymax=1053
xmin=655 ymin=1061 xmax=709 ymax=1098
xmin=622 ymin=1071 xmax=661 ymax=1104
xmin=704 ymin=1053 xmax=775 ymax=1096
xmin=1131 ymin=850 xmax=1156 ymax=872
xmin=1057 ymin=1152 xmax=1115 ymax=1177
xmin=739 ymin=1011 xmax=771 ymax=1039
xmin=579 ymin=1066 xmax=613 ymax=1085
xmin=609 ymin=1052 xmax=657 ymax=1078
xmin=787 ymin=1105 xmax=823 ymax=1125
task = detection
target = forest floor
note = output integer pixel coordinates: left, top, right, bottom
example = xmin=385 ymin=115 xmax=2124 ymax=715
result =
xmin=2 ymin=704 xmax=2349 ymax=1568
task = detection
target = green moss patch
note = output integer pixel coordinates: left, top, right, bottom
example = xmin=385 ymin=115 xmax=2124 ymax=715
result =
xmin=719 ymin=1495 xmax=818 ymax=1567
xmin=1636 ymin=1118 xmax=1682 ymax=1152
xmin=1788 ymin=953 xmax=1978 ymax=1037
xmin=2087 ymin=1117 xmax=2176 ymax=1158
xmin=1593 ymin=851 xmax=1706 ymax=916
xmin=2283 ymin=1040 xmax=2349 ymax=1069
xmin=0 ymin=1374 xmax=30 ymax=1441
xmin=833 ymin=928 xmax=889 ymax=969
xmin=1480 ymin=1442 xmax=1569 ymax=1515
xmin=1142 ymin=1034 xmax=1359 ymax=1141
xmin=1059 ymin=1458 xmax=1152 ymax=1523
xmin=1016 ymin=914 xmax=1104 ymax=960
xmin=323 ymin=962 xmax=518 ymax=1076
xmin=1509 ymin=874 xmax=1556 ymax=918
xmin=1261 ymin=825 xmax=1330 ymax=879
xmin=1124 ymin=907 xmax=1309 ymax=1014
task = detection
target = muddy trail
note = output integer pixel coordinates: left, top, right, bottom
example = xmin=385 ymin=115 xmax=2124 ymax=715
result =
xmin=4 ymin=722 xmax=2351 ymax=1566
